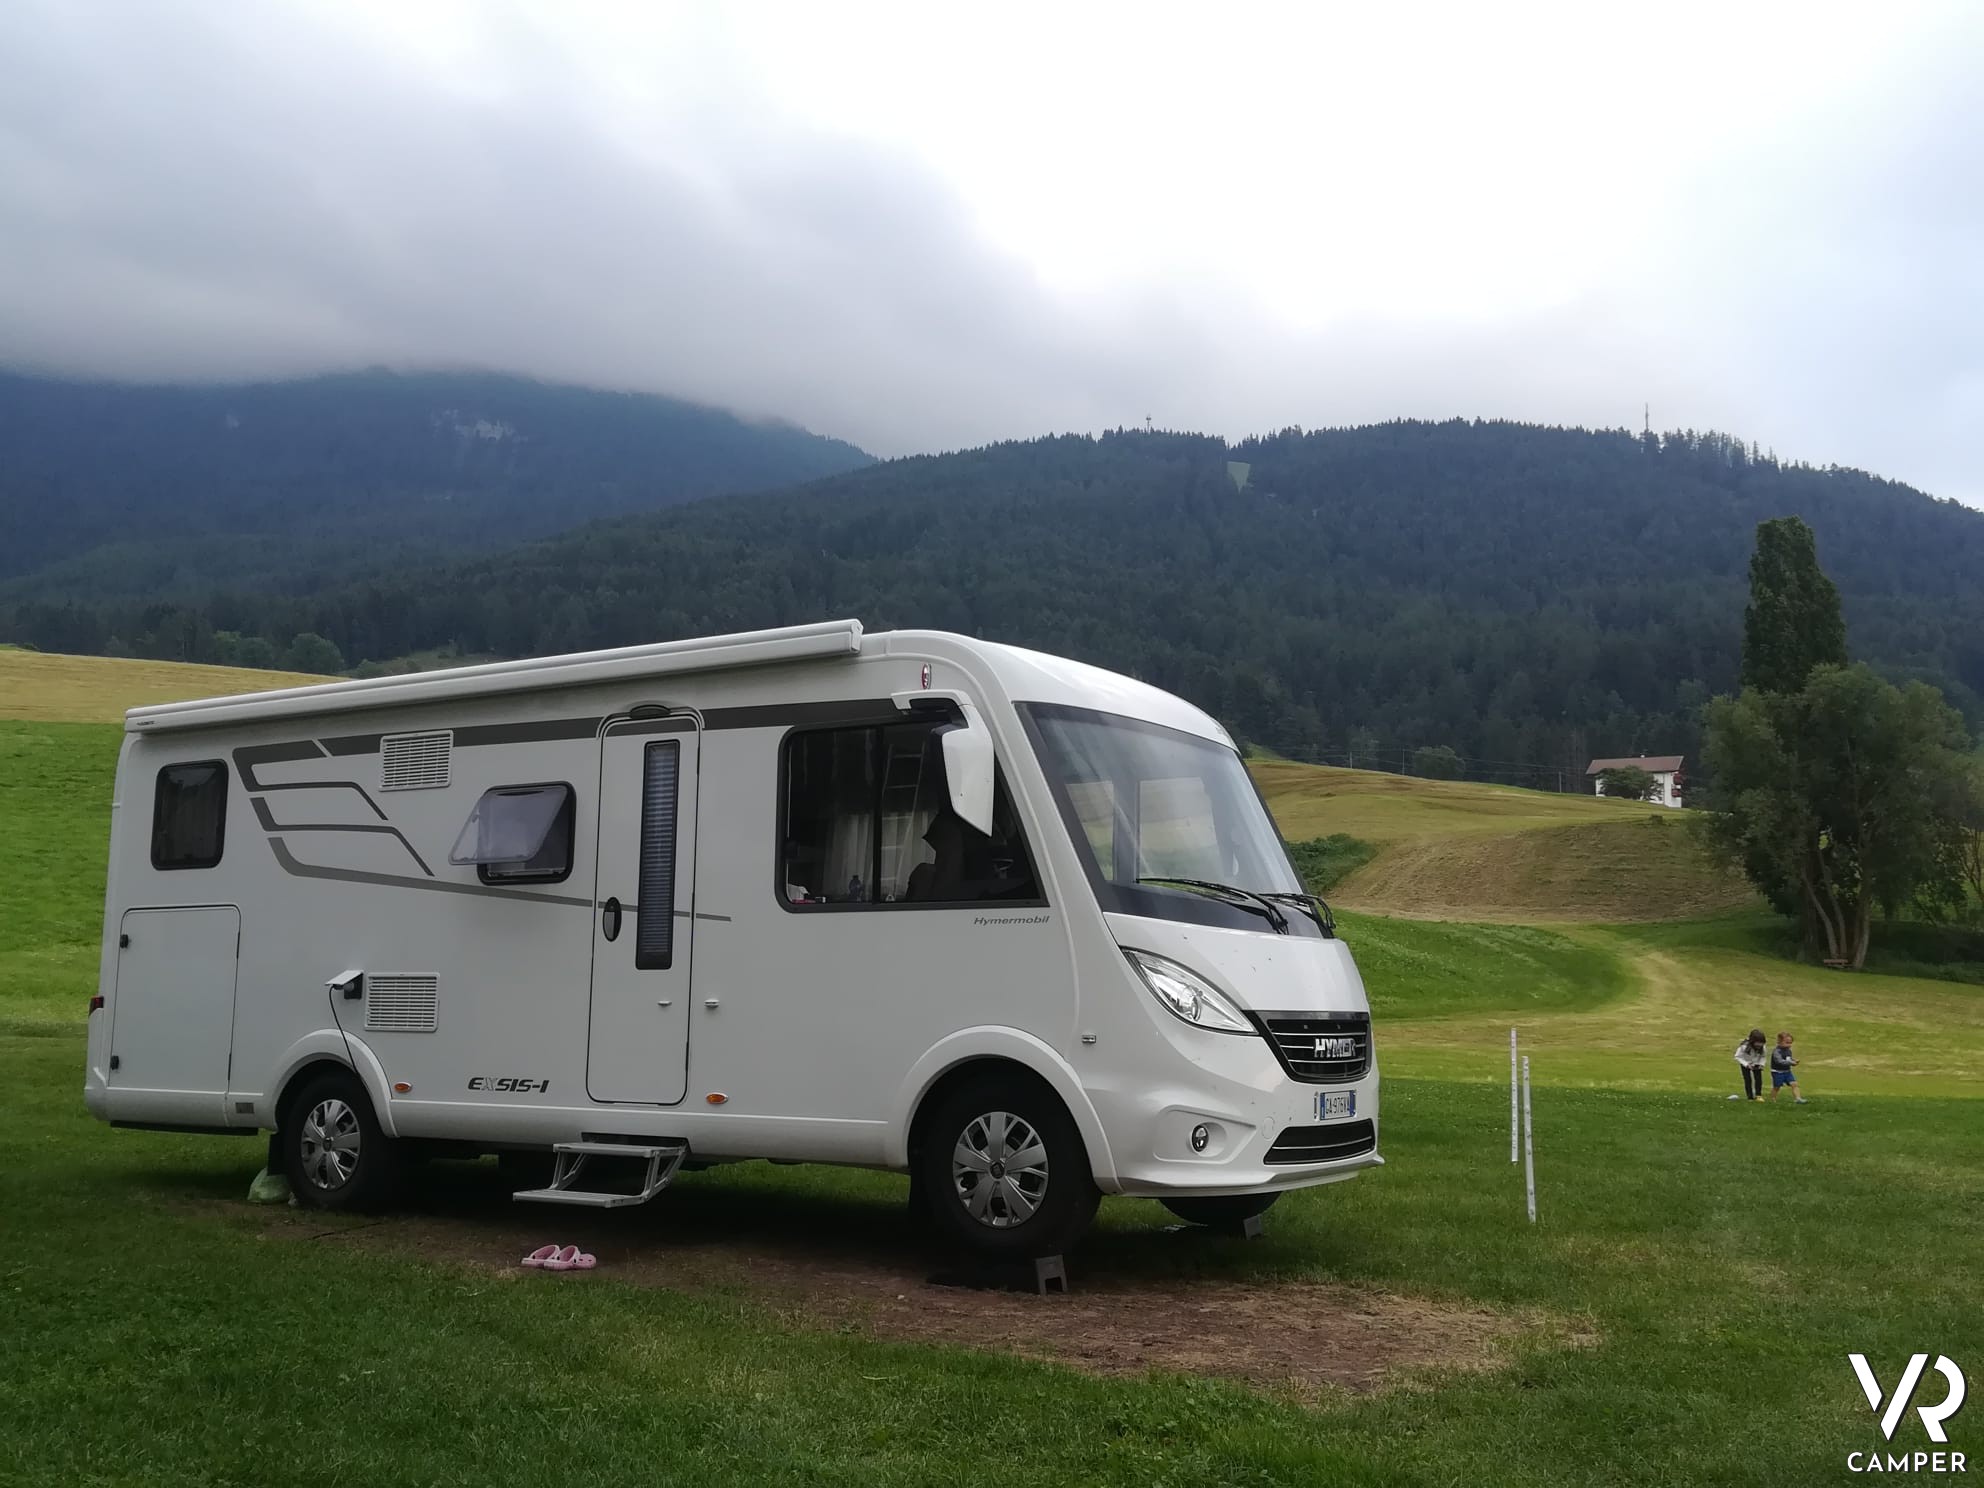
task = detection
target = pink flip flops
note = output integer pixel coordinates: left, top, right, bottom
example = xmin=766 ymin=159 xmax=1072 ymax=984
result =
xmin=534 ymin=1244 xmax=596 ymax=1272
xmin=521 ymin=1244 xmax=561 ymax=1268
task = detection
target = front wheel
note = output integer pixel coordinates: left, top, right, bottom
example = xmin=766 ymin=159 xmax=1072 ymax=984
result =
xmin=283 ymin=1069 xmax=401 ymax=1211
xmin=914 ymin=1073 xmax=1099 ymax=1258
xmin=1160 ymin=1191 xmax=1281 ymax=1227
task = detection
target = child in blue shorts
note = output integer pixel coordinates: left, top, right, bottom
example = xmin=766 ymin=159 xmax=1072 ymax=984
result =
xmin=1768 ymin=1031 xmax=1807 ymax=1104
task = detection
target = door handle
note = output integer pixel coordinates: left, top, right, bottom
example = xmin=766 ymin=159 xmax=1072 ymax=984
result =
xmin=601 ymin=897 xmax=622 ymax=942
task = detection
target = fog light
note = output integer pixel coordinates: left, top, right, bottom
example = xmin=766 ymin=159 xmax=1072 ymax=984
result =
xmin=1191 ymin=1123 xmax=1211 ymax=1153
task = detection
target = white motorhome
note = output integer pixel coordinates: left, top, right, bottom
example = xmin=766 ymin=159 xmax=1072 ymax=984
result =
xmin=85 ymin=621 xmax=1380 ymax=1256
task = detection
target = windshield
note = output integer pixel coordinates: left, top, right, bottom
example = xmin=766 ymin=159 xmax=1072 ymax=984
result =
xmin=1018 ymin=702 xmax=1320 ymax=936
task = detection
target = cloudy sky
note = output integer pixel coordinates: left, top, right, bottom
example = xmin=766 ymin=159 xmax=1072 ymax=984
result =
xmin=2 ymin=1 xmax=1980 ymax=500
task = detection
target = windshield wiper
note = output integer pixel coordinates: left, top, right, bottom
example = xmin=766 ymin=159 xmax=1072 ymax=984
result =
xmin=1260 ymin=890 xmax=1336 ymax=936
xmin=1136 ymin=877 xmax=1288 ymax=934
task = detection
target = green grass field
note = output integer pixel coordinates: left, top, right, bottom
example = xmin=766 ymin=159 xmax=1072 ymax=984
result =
xmin=2 ymin=658 xmax=1979 ymax=1484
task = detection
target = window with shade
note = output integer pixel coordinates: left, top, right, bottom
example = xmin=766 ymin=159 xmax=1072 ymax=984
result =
xmin=151 ymin=761 xmax=229 ymax=870
xmin=777 ymin=721 xmax=1041 ymax=910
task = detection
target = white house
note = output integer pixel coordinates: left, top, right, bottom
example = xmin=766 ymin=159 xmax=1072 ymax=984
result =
xmin=1586 ymin=755 xmax=1685 ymax=807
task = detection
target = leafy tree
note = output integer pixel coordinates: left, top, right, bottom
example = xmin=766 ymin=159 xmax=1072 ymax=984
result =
xmin=1597 ymin=766 xmax=1656 ymax=801
xmin=1411 ymin=745 xmax=1464 ymax=779
xmin=283 ymin=632 xmax=346 ymax=675
xmin=1921 ymin=758 xmax=1984 ymax=924
xmin=1741 ymin=516 xmax=1846 ymax=693
xmin=1702 ymin=665 xmax=1972 ymax=967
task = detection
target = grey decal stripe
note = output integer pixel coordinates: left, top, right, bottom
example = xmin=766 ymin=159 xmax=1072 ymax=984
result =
xmin=595 ymin=898 xmax=732 ymax=923
xmin=268 ymin=839 xmax=595 ymax=907
xmin=286 ymin=700 xmax=895 ymax=763
xmin=233 ymin=740 xmax=327 ymax=789
xmin=250 ymin=798 xmax=434 ymax=876
xmin=703 ymin=699 xmax=897 ymax=731
xmin=245 ymin=780 xmax=389 ymax=819
xmin=455 ymin=718 xmax=605 ymax=747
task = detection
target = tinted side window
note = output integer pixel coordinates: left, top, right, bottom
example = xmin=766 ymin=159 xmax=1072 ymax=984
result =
xmin=446 ymin=783 xmax=577 ymax=885
xmin=152 ymin=761 xmax=228 ymax=870
xmin=779 ymin=722 xmax=1041 ymax=908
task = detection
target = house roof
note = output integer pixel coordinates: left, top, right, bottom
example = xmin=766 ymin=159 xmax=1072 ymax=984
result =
xmin=1586 ymin=755 xmax=1684 ymax=775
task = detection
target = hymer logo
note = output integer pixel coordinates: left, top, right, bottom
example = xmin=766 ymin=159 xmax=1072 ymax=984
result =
xmin=1846 ymin=1354 xmax=1967 ymax=1476
xmin=1312 ymin=1036 xmax=1358 ymax=1059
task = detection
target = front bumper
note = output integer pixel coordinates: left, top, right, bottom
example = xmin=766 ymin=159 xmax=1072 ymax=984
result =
xmin=1083 ymin=1031 xmax=1381 ymax=1196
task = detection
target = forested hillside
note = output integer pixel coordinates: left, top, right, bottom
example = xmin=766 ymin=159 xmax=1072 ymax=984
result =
xmin=0 ymin=369 xmax=872 ymax=599
xmin=9 ymin=420 xmax=1981 ymax=779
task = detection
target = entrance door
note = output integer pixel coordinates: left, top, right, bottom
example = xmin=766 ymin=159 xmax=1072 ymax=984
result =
xmin=109 ymin=905 xmax=241 ymax=1124
xmin=586 ymin=716 xmax=698 ymax=1104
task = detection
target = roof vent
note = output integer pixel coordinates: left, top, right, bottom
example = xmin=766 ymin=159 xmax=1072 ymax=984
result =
xmin=364 ymin=974 xmax=439 ymax=1034
xmin=381 ymin=731 xmax=452 ymax=791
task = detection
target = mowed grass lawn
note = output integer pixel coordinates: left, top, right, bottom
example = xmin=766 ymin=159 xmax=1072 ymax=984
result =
xmin=1252 ymin=759 xmax=1757 ymax=923
xmin=0 ymin=645 xmax=324 ymax=723
xmin=3 ymin=700 xmax=1981 ymax=1482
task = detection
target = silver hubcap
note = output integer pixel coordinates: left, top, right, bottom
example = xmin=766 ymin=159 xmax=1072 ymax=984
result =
xmin=952 ymin=1110 xmax=1049 ymax=1228
xmin=299 ymin=1097 xmax=362 ymax=1191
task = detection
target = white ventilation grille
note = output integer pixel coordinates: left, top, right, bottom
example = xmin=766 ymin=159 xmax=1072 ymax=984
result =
xmin=364 ymin=974 xmax=439 ymax=1033
xmin=381 ymin=731 xmax=452 ymax=791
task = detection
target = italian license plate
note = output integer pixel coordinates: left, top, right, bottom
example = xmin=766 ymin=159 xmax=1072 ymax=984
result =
xmin=1316 ymin=1090 xmax=1356 ymax=1121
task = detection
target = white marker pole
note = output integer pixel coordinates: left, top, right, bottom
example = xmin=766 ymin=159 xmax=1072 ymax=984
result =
xmin=1522 ymin=1054 xmax=1537 ymax=1223
xmin=1510 ymin=1028 xmax=1519 ymax=1163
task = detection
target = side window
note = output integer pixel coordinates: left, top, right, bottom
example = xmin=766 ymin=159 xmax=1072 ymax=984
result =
xmin=779 ymin=721 xmax=1041 ymax=908
xmin=447 ymin=783 xmax=576 ymax=884
xmin=152 ymin=761 xmax=228 ymax=870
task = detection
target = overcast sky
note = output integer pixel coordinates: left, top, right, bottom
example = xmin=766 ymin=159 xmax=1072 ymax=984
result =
xmin=2 ymin=1 xmax=1980 ymax=501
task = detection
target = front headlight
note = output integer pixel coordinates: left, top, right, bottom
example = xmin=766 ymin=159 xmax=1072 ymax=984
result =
xmin=1124 ymin=949 xmax=1254 ymax=1034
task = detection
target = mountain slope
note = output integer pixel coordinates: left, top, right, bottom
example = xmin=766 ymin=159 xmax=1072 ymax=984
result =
xmin=8 ymin=421 xmax=1982 ymax=768
xmin=0 ymin=370 xmax=872 ymax=598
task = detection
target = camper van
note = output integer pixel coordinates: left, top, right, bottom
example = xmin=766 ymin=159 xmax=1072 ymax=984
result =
xmin=85 ymin=621 xmax=1380 ymax=1256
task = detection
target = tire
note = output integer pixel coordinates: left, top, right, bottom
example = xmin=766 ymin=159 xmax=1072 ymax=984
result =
xmin=914 ymin=1071 xmax=1099 ymax=1258
xmin=283 ymin=1068 xmax=401 ymax=1212
xmin=1160 ymin=1191 xmax=1282 ymax=1227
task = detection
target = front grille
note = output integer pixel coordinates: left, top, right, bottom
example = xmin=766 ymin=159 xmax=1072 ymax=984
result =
xmin=1265 ymin=1118 xmax=1376 ymax=1165
xmin=1254 ymin=1011 xmax=1372 ymax=1083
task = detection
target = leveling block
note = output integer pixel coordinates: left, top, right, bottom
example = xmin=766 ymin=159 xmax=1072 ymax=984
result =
xmin=928 ymin=1254 xmax=1070 ymax=1296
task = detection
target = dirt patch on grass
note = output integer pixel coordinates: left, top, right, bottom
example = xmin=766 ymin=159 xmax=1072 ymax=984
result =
xmin=216 ymin=1168 xmax=1579 ymax=1398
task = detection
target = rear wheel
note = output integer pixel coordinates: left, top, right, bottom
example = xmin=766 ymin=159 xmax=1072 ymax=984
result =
xmin=914 ymin=1072 xmax=1099 ymax=1258
xmin=1160 ymin=1191 xmax=1281 ymax=1227
xmin=283 ymin=1069 xmax=401 ymax=1211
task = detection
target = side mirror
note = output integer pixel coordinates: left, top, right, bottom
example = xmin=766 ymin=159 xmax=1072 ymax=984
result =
xmin=940 ymin=703 xmax=996 ymax=835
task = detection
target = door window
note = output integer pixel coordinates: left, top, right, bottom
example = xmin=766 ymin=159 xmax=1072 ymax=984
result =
xmin=635 ymin=741 xmax=680 ymax=969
